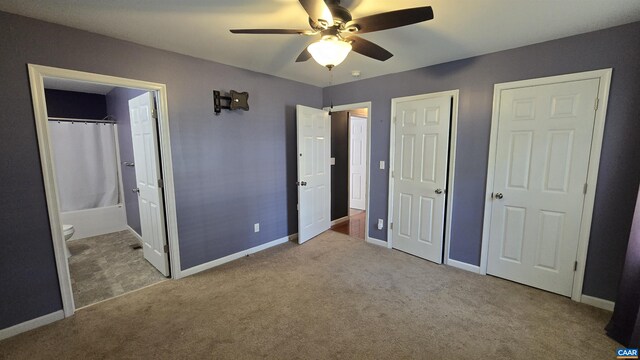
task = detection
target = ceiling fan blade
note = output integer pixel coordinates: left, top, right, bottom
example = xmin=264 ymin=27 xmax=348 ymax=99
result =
xmin=230 ymin=29 xmax=315 ymax=35
xmin=346 ymin=6 xmax=433 ymax=34
xmin=298 ymin=0 xmax=334 ymax=26
xmin=347 ymin=36 xmax=393 ymax=61
xmin=296 ymin=48 xmax=312 ymax=62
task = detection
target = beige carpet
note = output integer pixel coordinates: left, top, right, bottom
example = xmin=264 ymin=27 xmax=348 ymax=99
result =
xmin=0 ymin=231 xmax=617 ymax=359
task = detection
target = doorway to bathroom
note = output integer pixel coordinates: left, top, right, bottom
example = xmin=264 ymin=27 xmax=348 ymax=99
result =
xmin=28 ymin=65 xmax=180 ymax=316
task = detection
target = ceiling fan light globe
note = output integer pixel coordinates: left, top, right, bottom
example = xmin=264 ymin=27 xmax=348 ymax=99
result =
xmin=307 ymin=38 xmax=352 ymax=68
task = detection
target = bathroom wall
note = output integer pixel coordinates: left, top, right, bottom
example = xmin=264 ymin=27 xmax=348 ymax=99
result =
xmin=105 ymin=87 xmax=146 ymax=236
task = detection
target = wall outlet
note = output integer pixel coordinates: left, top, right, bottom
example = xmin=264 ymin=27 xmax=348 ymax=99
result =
xmin=377 ymin=219 xmax=384 ymax=230
xmin=379 ymin=160 xmax=385 ymax=170
xmin=254 ymin=223 xmax=260 ymax=232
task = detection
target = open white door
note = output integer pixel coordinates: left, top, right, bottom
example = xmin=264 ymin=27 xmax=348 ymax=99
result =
xmin=129 ymin=92 xmax=170 ymax=276
xmin=349 ymin=116 xmax=367 ymax=210
xmin=391 ymin=94 xmax=451 ymax=263
xmin=297 ymin=105 xmax=331 ymax=244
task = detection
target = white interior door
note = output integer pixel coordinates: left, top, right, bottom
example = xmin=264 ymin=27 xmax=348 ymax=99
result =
xmin=349 ymin=116 xmax=367 ymax=210
xmin=392 ymin=95 xmax=451 ymax=263
xmin=487 ymin=78 xmax=600 ymax=296
xmin=297 ymin=105 xmax=331 ymax=244
xmin=129 ymin=92 xmax=170 ymax=276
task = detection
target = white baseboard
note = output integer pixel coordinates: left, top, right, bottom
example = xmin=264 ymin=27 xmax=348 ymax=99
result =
xmin=331 ymin=216 xmax=349 ymax=226
xmin=366 ymin=237 xmax=388 ymax=248
xmin=181 ymin=236 xmax=290 ymax=277
xmin=0 ymin=310 xmax=64 ymax=341
xmin=446 ymin=258 xmax=481 ymax=274
xmin=127 ymin=226 xmax=142 ymax=243
xmin=581 ymin=295 xmax=615 ymax=312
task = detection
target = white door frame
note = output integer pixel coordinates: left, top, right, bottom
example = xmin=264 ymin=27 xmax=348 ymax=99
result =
xmin=480 ymin=69 xmax=613 ymax=302
xmin=387 ymin=90 xmax=460 ymax=263
xmin=28 ymin=64 xmax=182 ymax=317
xmin=323 ymin=102 xmax=373 ymax=243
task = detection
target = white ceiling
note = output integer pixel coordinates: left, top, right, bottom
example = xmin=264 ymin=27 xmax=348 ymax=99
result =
xmin=2 ymin=0 xmax=639 ymax=87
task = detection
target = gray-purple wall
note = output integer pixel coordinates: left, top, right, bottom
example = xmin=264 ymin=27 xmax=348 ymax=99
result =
xmin=105 ymin=87 xmax=147 ymax=236
xmin=0 ymin=11 xmax=321 ymax=330
xmin=323 ymin=21 xmax=640 ymax=301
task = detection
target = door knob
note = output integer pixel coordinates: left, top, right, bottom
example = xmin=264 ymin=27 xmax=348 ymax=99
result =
xmin=300 ymin=181 xmax=307 ymax=186
xmin=132 ymin=188 xmax=140 ymax=194
xmin=495 ymin=192 xmax=503 ymax=199
xmin=435 ymin=189 xmax=443 ymax=194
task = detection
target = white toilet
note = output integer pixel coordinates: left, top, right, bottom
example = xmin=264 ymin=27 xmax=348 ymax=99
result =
xmin=63 ymin=224 xmax=75 ymax=258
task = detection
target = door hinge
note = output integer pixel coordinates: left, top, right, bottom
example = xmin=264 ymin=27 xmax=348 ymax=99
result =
xmin=158 ymin=179 xmax=164 ymax=188
xmin=164 ymin=244 xmax=169 ymax=253
xmin=296 ymin=203 xmax=299 ymax=211
xmin=391 ymin=170 xmax=395 ymax=178
xmin=390 ymin=222 xmax=393 ymax=230
xmin=574 ymin=261 xmax=578 ymax=272
xmin=594 ymin=98 xmax=599 ymax=111
xmin=583 ymin=183 xmax=588 ymax=194
xmin=152 ymin=107 xmax=158 ymax=119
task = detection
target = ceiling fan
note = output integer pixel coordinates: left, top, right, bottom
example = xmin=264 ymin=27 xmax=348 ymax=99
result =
xmin=230 ymin=0 xmax=434 ymax=70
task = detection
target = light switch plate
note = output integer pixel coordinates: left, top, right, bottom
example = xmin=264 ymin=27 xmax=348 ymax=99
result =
xmin=330 ymin=157 xmax=335 ymax=165
xmin=379 ymin=161 xmax=385 ymax=170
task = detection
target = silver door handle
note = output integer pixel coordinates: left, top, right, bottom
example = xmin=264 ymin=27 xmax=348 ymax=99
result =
xmin=435 ymin=189 xmax=443 ymax=194
xmin=132 ymin=188 xmax=140 ymax=194
xmin=495 ymin=192 xmax=503 ymax=199
xmin=300 ymin=181 xmax=307 ymax=186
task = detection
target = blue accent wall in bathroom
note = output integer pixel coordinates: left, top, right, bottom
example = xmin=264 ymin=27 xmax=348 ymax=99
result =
xmin=45 ymin=89 xmax=107 ymax=120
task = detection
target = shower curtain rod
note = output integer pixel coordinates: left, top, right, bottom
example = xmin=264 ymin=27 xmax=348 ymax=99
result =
xmin=48 ymin=115 xmax=116 ymax=124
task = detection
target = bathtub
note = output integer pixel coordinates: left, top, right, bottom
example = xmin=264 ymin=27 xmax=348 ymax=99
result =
xmin=60 ymin=204 xmax=128 ymax=240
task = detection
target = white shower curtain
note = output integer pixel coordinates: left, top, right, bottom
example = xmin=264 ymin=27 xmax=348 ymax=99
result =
xmin=50 ymin=122 xmax=119 ymax=212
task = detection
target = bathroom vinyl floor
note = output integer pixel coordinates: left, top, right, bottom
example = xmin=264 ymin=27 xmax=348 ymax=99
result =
xmin=68 ymin=230 xmax=167 ymax=308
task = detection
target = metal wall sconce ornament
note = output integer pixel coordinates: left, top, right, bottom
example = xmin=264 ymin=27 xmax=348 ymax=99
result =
xmin=213 ymin=90 xmax=249 ymax=115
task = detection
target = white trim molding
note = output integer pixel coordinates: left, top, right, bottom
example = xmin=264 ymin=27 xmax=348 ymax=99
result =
xmin=27 ymin=64 xmax=182 ymax=317
xmin=581 ymin=295 xmax=615 ymax=312
xmin=446 ymin=259 xmax=481 ymax=274
xmin=331 ymin=216 xmax=349 ymax=227
xmin=366 ymin=237 xmax=388 ymax=248
xmin=479 ymin=69 xmax=613 ymax=303
xmin=127 ymin=226 xmax=143 ymax=243
xmin=180 ymin=236 xmax=290 ymax=277
xmin=387 ymin=90 xmax=460 ymax=262
xmin=0 ymin=311 xmax=64 ymax=341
